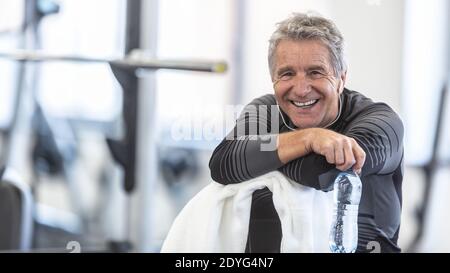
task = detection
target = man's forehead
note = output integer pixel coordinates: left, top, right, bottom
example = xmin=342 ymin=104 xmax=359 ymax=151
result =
xmin=275 ymin=55 xmax=332 ymax=71
xmin=275 ymin=39 xmax=332 ymax=68
xmin=276 ymin=39 xmax=329 ymax=53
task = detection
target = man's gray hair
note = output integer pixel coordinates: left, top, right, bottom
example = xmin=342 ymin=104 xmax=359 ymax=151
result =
xmin=268 ymin=12 xmax=346 ymax=78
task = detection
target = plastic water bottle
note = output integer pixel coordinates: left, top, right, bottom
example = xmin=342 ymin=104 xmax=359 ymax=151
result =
xmin=329 ymin=170 xmax=362 ymax=253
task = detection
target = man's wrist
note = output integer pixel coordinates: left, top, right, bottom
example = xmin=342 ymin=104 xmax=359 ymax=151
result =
xmin=277 ymin=128 xmax=313 ymax=164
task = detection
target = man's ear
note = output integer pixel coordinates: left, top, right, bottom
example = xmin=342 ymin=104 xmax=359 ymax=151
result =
xmin=338 ymin=69 xmax=347 ymax=94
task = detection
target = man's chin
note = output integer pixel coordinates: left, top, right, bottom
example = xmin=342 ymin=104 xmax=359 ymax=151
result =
xmin=286 ymin=111 xmax=320 ymax=129
xmin=283 ymin=109 xmax=321 ymax=128
xmin=291 ymin=120 xmax=317 ymax=129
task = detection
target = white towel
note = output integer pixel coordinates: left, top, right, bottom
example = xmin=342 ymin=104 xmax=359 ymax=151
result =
xmin=161 ymin=171 xmax=334 ymax=253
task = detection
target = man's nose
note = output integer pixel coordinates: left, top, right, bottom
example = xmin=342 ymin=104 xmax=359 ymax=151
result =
xmin=291 ymin=74 xmax=311 ymax=97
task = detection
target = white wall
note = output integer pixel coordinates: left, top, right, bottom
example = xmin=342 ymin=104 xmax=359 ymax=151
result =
xmin=330 ymin=0 xmax=404 ymax=113
xmin=402 ymin=0 xmax=449 ymax=165
xmin=0 ymin=0 xmax=23 ymax=128
xmin=400 ymin=0 xmax=450 ymax=252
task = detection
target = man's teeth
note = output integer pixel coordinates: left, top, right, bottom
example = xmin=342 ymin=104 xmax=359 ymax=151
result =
xmin=292 ymin=99 xmax=318 ymax=107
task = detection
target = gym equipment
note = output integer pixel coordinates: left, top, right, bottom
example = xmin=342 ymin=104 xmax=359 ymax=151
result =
xmin=0 ymin=165 xmax=33 ymax=251
xmin=407 ymin=83 xmax=449 ymax=252
xmin=0 ymin=0 xmax=227 ymax=252
xmin=0 ymin=50 xmax=227 ymax=73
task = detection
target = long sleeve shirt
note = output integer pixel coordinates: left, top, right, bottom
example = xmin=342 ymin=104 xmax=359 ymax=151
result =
xmin=209 ymin=88 xmax=404 ymax=252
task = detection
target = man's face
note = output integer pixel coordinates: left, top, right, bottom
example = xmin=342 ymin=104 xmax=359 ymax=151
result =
xmin=273 ymin=39 xmax=345 ymax=129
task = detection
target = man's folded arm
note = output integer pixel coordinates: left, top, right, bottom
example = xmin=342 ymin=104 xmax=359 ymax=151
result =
xmin=209 ymin=135 xmax=283 ymax=184
xmin=209 ymin=96 xmax=283 ymax=184
xmin=278 ymin=103 xmax=404 ymax=190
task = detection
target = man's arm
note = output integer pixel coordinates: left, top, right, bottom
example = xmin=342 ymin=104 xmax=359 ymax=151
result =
xmin=277 ymin=128 xmax=365 ymax=172
xmin=278 ymin=103 xmax=404 ymax=190
xmin=210 ymin=113 xmax=365 ymax=185
xmin=209 ymin=95 xmax=283 ymax=184
xmin=209 ymin=94 xmax=403 ymax=188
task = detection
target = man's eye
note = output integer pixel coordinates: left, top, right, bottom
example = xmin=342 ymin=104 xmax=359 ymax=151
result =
xmin=279 ymin=72 xmax=294 ymax=80
xmin=309 ymin=70 xmax=324 ymax=78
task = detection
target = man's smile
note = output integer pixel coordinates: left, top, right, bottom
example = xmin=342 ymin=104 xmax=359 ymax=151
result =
xmin=290 ymin=99 xmax=319 ymax=109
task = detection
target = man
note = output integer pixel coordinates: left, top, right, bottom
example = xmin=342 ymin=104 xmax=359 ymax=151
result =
xmin=209 ymin=12 xmax=404 ymax=253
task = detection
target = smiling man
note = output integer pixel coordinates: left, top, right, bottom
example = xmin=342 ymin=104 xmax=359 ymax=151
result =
xmin=209 ymin=12 xmax=404 ymax=253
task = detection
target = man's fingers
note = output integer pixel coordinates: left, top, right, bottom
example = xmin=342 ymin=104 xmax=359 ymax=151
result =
xmin=342 ymin=140 xmax=356 ymax=170
xmin=352 ymin=142 xmax=366 ymax=172
xmin=334 ymin=143 xmax=345 ymax=165
xmin=325 ymin=149 xmax=335 ymax=164
xmin=336 ymin=163 xmax=348 ymax=171
xmin=338 ymin=138 xmax=364 ymax=173
xmin=311 ymin=131 xmax=365 ymax=173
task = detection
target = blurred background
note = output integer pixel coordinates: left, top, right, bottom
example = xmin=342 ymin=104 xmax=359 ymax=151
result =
xmin=0 ymin=0 xmax=448 ymax=253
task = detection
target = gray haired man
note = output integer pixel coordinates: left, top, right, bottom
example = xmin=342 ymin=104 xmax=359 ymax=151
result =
xmin=209 ymin=12 xmax=404 ymax=253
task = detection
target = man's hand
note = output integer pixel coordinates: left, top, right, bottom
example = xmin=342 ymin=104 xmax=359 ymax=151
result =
xmin=306 ymin=128 xmax=365 ymax=174
xmin=277 ymin=128 xmax=365 ymax=174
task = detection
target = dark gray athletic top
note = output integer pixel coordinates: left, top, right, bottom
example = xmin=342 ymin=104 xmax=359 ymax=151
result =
xmin=209 ymin=88 xmax=404 ymax=252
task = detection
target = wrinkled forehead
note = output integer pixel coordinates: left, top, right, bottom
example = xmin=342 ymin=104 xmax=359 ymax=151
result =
xmin=273 ymin=39 xmax=333 ymax=71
